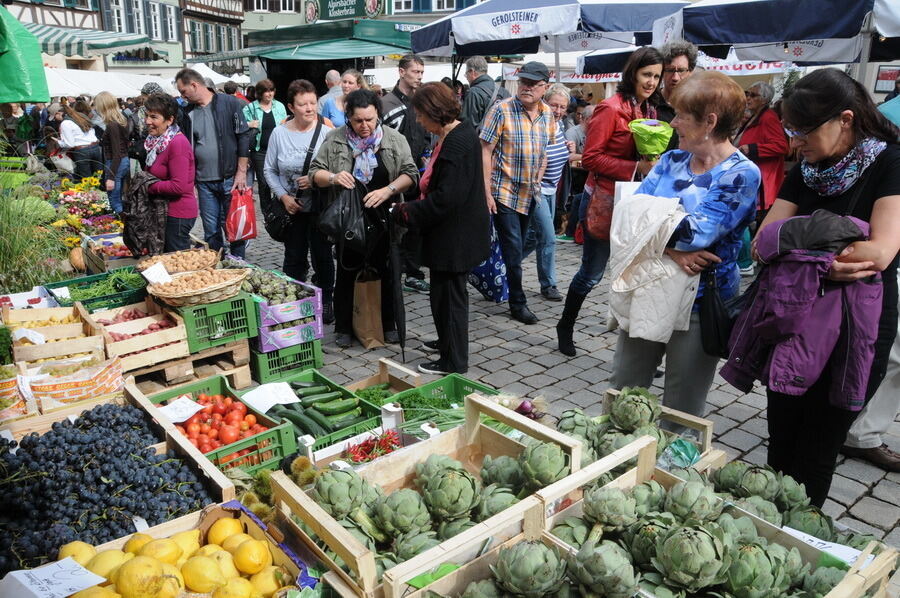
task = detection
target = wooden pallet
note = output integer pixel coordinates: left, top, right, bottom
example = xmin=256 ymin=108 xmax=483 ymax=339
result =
xmin=131 ymin=339 xmax=252 ymax=394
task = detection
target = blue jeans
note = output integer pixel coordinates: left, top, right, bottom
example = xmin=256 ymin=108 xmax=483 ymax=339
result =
xmin=569 ymin=233 xmax=611 ymax=296
xmin=493 ymin=201 xmax=533 ymax=308
xmin=105 ymin=157 xmax=129 ymax=213
xmin=165 ymin=216 xmax=195 ymax=252
xmin=523 ymin=192 xmax=557 ymax=290
xmin=197 ymin=177 xmax=246 ymax=258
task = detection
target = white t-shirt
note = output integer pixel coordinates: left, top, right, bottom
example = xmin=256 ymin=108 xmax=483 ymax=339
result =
xmin=58 ymin=119 xmax=98 ymax=148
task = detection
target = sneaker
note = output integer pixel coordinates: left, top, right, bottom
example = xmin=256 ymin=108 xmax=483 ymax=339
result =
xmin=556 ymin=234 xmax=575 ymax=243
xmin=418 ymin=361 xmax=451 ymax=375
xmin=404 ymin=276 xmax=430 ymax=293
xmin=322 ymin=301 xmax=335 ymax=325
xmin=384 ymin=330 xmax=400 ymax=344
xmin=421 ymin=340 xmax=439 ymax=353
xmin=541 ymin=287 xmax=563 ymax=301
xmin=740 ymin=265 xmax=755 ymax=277
xmin=335 ymin=333 xmax=353 ymax=348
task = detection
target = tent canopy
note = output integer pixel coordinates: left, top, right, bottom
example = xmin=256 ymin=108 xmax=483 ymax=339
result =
xmin=0 ymin=7 xmax=49 ymax=102
xmin=21 ymin=22 xmax=164 ymax=58
xmin=43 ymin=67 xmax=174 ymax=98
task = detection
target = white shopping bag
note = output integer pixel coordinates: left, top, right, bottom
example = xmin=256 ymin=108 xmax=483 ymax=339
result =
xmin=614 ymin=181 xmax=642 ymax=205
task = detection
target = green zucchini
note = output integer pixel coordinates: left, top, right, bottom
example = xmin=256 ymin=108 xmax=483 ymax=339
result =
xmin=305 ymin=408 xmax=336 ymax=432
xmin=312 ymin=397 xmax=359 ymax=415
xmin=290 ymin=381 xmax=319 ymax=390
xmin=334 ymin=414 xmax=369 ymax=430
xmin=325 ymin=408 xmax=363 ymax=426
xmin=280 ymin=410 xmax=327 ymax=436
xmin=299 ymin=391 xmax=343 ymax=407
xmin=366 ymin=382 xmax=390 ymax=391
xmin=294 ymin=385 xmax=330 ymax=397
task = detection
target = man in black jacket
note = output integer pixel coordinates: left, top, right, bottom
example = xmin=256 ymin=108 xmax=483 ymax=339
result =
xmin=176 ymin=68 xmax=251 ymax=258
xmin=460 ymin=56 xmax=509 ymax=128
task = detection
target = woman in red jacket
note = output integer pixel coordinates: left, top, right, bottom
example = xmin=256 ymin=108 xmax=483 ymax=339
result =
xmin=556 ymin=46 xmax=663 ymax=356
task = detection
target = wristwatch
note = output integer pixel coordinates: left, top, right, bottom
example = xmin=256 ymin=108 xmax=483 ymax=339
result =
xmin=388 ymin=183 xmax=397 ymax=194
xmin=328 ymin=172 xmax=336 ymax=185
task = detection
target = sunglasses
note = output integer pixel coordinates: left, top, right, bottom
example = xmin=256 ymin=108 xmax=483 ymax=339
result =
xmin=783 ymin=113 xmax=838 ymax=139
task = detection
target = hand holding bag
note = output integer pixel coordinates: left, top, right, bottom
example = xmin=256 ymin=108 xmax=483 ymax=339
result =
xmin=319 ymin=180 xmax=368 ymax=257
xmin=468 ymin=217 xmax=509 ymax=303
xmin=699 ymin=268 xmax=757 ymax=358
xmin=225 ymin=188 xmax=258 ymax=242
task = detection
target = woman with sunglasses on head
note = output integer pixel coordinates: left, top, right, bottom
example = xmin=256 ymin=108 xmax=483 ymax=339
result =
xmin=753 ymin=68 xmax=900 ymax=504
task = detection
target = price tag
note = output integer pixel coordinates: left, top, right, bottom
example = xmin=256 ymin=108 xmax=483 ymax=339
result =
xmin=142 ymin=262 xmax=172 ymax=285
xmin=0 ymin=557 xmax=106 ymax=598
xmin=132 ymin=515 xmax=150 ymax=532
xmin=156 ymin=395 xmax=205 ymax=423
xmin=12 ymin=328 xmax=45 ymax=345
xmin=53 ymin=286 xmax=71 ymax=300
xmin=241 ymin=382 xmax=299 ymax=414
xmin=782 ymin=526 xmax=875 ymax=569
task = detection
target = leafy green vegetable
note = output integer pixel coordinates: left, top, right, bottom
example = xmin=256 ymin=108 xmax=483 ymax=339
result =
xmin=67 ymin=269 xmax=146 ymax=301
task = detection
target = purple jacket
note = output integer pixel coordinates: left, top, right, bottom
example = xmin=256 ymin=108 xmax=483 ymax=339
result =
xmin=720 ymin=210 xmax=883 ymax=411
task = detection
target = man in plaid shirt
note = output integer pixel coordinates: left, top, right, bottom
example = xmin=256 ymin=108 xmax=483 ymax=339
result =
xmin=480 ymin=61 xmax=556 ymax=324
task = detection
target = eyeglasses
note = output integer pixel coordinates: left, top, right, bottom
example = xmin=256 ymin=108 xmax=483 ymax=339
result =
xmin=745 ymin=91 xmax=761 ymax=98
xmin=663 ymin=67 xmax=691 ymax=75
xmin=783 ymin=114 xmax=837 ymax=139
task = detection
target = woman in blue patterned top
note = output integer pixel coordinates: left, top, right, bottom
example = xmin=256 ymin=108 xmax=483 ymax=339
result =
xmin=611 ymin=70 xmax=760 ymax=419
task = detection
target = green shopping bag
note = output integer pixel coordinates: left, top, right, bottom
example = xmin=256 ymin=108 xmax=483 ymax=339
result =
xmin=629 ymin=119 xmax=674 ymax=159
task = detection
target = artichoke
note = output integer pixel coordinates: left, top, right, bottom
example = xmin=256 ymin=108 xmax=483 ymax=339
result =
xmin=592 ymin=428 xmax=638 ymax=459
xmin=716 ymin=512 xmax=760 ymax=544
xmin=712 ymin=461 xmax=751 ymax=494
xmin=519 ymin=442 xmax=570 ymax=490
xmin=475 ymin=484 xmax=520 ymax=522
xmin=375 ymin=553 xmax=399 ymax=578
xmin=373 ymin=488 xmax=432 ymax=535
xmin=631 ymin=480 xmax=667 ymax=516
xmin=582 ymin=486 xmax=638 ymax=534
xmin=734 ymin=465 xmax=782 ymax=502
xmin=609 ymin=387 xmax=662 ymax=432
xmin=595 ymin=471 xmax=618 ymax=488
xmin=437 ymin=517 xmax=476 ymax=540
xmin=553 ymin=582 xmax=579 ymax=598
xmin=834 ymin=531 xmax=882 ymax=554
xmin=802 ymin=566 xmax=846 ymax=597
xmin=633 ymin=424 xmax=669 ymax=457
xmin=415 ymin=454 xmax=465 ymax=490
xmin=783 ymin=505 xmax=835 ymax=542
xmin=735 ymin=496 xmax=783 ymax=527
xmin=550 ymin=516 xmax=590 ymax=549
xmin=766 ymin=542 xmax=809 ymax=588
xmin=776 ymin=474 xmax=811 ymax=513
xmin=309 ymin=469 xmax=367 ymax=519
xmin=571 ymin=434 xmax=599 ymax=467
xmin=664 ymin=480 xmax=723 ymax=522
xmin=568 ymin=539 xmax=639 ymax=598
xmin=557 ymin=408 xmax=594 ymax=438
xmin=669 ymin=467 xmax=712 ymax=486
xmin=652 ymin=522 xmax=733 ymax=593
xmin=325 ymin=520 xmax=375 ymax=572
xmin=359 ymin=481 xmax=385 ymax=517
xmin=491 ymin=541 xmax=568 ymax=598
xmin=723 ymin=541 xmax=788 ymax=598
xmin=351 ymin=507 xmax=389 ymax=544
xmin=639 ymin=572 xmax=686 ymax=598
xmin=422 ymin=468 xmax=481 ymax=521
xmin=459 ymin=579 xmax=508 ymax=598
xmin=481 ymin=455 xmax=526 ymax=493
xmin=623 ymin=511 xmax=679 ymax=570
xmin=393 ymin=529 xmax=441 ymax=561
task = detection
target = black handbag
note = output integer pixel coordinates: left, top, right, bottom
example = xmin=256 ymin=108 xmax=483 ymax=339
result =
xmin=318 ymin=180 xmax=368 ymax=258
xmin=699 ymin=268 xmax=757 ymax=358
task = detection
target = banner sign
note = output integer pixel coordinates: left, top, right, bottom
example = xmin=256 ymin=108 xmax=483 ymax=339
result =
xmin=318 ymin=0 xmax=382 ymax=20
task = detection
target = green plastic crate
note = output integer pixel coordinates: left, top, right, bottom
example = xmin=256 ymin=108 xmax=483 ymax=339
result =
xmin=250 ymin=341 xmax=324 ymax=383
xmin=169 ymin=292 xmax=258 ymax=353
xmin=389 ymin=374 xmax=500 ymax=408
xmin=263 ymin=368 xmax=382 ymax=451
xmin=44 ymin=268 xmax=147 ymax=313
xmin=148 ymin=375 xmax=296 ymax=474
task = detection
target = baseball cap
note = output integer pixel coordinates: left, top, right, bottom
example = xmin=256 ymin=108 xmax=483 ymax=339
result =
xmin=518 ymin=61 xmax=550 ymax=82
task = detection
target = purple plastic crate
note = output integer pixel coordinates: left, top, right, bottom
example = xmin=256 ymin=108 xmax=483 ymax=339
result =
xmin=255 ymin=314 xmax=325 ymax=352
xmin=255 ymin=277 xmax=323 ymax=326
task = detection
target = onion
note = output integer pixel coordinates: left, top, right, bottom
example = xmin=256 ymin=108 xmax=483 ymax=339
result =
xmin=515 ymin=400 xmax=535 ymax=416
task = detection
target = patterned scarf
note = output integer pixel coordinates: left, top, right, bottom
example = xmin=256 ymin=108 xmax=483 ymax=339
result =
xmin=801 ymin=136 xmax=887 ymax=196
xmin=346 ymin=124 xmax=383 ymax=184
xmin=144 ymin=124 xmax=180 ymax=167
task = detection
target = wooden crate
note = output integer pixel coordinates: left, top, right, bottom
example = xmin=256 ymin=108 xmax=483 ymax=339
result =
xmin=87 ymin=300 xmax=190 ymax=373
xmin=537 ymin=437 xmax=899 ymax=598
xmin=131 ymin=339 xmax=252 ymax=394
xmin=345 ymin=358 xmax=422 ymax=395
xmin=269 ymin=393 xmax=583 ymax=598
xmin=3 ymin=303 xmax=105 ymax=364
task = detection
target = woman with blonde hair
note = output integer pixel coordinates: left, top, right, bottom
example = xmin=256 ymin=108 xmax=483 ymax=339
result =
xmin=58 ymin=100 xmax=101 ymax=181
xmin=320 ymin=69 xmax=366 ymax=128
xmin=94 ymin=91 xmax=130 ymax=214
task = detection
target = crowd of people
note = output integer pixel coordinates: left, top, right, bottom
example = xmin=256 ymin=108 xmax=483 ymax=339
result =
xmin=2 ymin=42 xmax=899 ymax=503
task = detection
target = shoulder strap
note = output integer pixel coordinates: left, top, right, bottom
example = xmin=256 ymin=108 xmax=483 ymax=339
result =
xmin=302 ymin=119 xmax=324 ymax=176
xmin=843 ymin=162 xmax=876 ymax=217
xmin=487 ymin=82 xmax=501 ymax=107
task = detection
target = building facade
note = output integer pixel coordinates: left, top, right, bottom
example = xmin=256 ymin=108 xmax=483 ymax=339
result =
xmin=6 ymin=0 xmax=103 ymax=69
xmin=182 ymin=0 xmax=244 ymax=74
xmin=98 ymin=0 xmax=185 ymax=76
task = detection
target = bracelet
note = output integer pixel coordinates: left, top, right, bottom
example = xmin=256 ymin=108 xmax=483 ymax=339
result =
xmin=328 ymin=172 xmax=336 ymax=185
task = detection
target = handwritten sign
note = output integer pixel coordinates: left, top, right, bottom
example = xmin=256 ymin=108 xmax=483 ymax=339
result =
xmin=0 ymin=557 xmax=106 ymax=598
xmin=53 ymin=286 xmax=71 ymax=300
xmin=782 ymin=526 xmax=876 ymax=569
xmin=156 ymin=395 xmax=206 ymax=423
xmin=241 ymin=382 xmax=300 ymax=414
xmin=141 ymin=262 xmax=172 ymax=285
xmin=12 ymin=328 xmax=45 ymax=345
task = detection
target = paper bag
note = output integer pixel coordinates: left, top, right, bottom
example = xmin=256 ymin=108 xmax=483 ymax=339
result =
xmin=352 ymin=270 xmax=384 ymax=349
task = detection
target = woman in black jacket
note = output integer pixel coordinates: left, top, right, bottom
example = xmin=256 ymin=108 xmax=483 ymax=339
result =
xmin=394 ymin=82 xmax=490 ymax=374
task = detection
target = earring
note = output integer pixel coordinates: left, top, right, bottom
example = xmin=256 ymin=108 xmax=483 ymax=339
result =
xmin=704 ymin=133 xmax=709 ymax=141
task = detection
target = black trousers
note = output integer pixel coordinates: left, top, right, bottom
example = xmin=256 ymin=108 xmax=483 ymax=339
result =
xmin=283 ymin=213 xmax=334 ymax=303
xmin=333 ymin=239 xmax=395 ymax=336
xmin=251 ymin=151 xmax=272 ymax=214
xmin=767 ymin=373 xmax=859 ymax=508
xmin=70 ymin=144 xmax=103 ymax=181
xmin=430 ymin=270 xmax=469 ymax=373
xmin=401 ymin=223 xmax=425 ymax=279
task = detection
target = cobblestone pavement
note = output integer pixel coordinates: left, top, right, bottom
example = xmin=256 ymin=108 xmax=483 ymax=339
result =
xmin=225 ymin=213 xmax=900 ymax=546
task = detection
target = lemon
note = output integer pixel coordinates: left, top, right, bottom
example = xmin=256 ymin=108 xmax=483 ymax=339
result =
xmin=57 ymin=540 xmax=97 ymax=566
xmin=181 ymin=555 xmax=227 ymax=592
xmin=158 ymin=562 xmax=184 ymax=598
xmin=207 ymin=517 xmax=244 ymax=547
xmin=170 ymin=529 xmax=201 ymax=558
xmin=233 ymin=539 xmax=272 ymax=575
xmin=197 ymin=543 xmax=225 ymax=556
xmin=122 ymin=533 xmax=154 ymax=555
xmin=212 ymin=577 xmax=258 ymax=598
xmin=211 ymin=549 xmax=241 ymax=579
xmin=221 ymin=533 xmax=254 ymax=555
xmin=86 ymin=550 xmax=129 ymax=580
xmin=138 ymin=538 xmax=182 ymax=565
xmin=113 ymin=555 xmax=165 ymax=598
xmin=249 ymin=565 xmax=291 ymax=598
xmin=70 ymin=587 xmax=121 ymax=598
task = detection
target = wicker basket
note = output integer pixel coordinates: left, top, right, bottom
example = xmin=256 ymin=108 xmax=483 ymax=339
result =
xmin=148 ymin=268 xmax=250 ymax=307
xmin=136 ymin=248 xmax=220 ymax=274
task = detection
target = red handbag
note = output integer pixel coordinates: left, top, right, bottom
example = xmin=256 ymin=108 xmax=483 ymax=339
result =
xmin=585 ymin=182 xmax=614 ymax=240
xmin=225 ymin=188 xmax=257 ymax=242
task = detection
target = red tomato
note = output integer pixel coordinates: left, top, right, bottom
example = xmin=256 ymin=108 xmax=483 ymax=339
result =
xmin=186 ymin=413 xmax=200 ymax=426
xmin=199 ymin=423 xmax=211 ymax=435
xmin=231 ymin=402 xmax=247 ymax=417
xmin=244 ymin=414 xmax=257 ymax=427
xmin=223 ymin=397 xmax=233 ymax=408
xmin=197 ymin=393 xmax=209 ymax=403
xmin=175 ymin=425 xmax=186 ymax=436
xmin=211 ymin=412 xmax=223 ymax=424
xmin=199 ymin=443 xmax=212 ymax=454
xmin=186 ymin=423 xmax=200 ymax=438
xmin=201 ymin=403 xmax=214 ymax=415
xmin=212 ymin=402 xmax=227 ymax=416
xmin=219 ymin=425 xmax=239 ymax=445
xmin=239 ymin=430 xmax=252 ymax=440
xmin=239 ymin=421 xmax=250 ymax=431
xmin=224 ymin=411 xmax=242 ymax=426
xmin=207 ymin=427 xmax=218 ymax=440
xmin=210 ymin=440 xmax=221 ymax=449
xmin=188 ymin=437 xmax=199 ymax=448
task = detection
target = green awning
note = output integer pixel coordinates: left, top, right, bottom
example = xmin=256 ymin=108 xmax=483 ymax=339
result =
xmin=260 ymin=38 xmax=410 ymax=60
xmin=22 ymin=22 xmax=166 ymax=57
xmin=0 ymin=7 xmax=49 ymax=102
xmin=185 ymin=43 xmax=296 ymax=63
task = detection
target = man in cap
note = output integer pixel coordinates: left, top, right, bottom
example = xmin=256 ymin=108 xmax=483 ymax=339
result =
xmin=480 ymin=61 xmax=557 ymax=324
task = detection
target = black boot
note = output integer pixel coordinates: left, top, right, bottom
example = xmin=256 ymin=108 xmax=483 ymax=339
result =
xmin=556 ymin=290 xmax=588 ymax=357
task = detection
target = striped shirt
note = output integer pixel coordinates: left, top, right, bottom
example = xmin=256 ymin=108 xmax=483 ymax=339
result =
xmin=480 ymin=97 xmax=556 ymax=214
xmin=541 ymin=122 xmax=569 ymax=194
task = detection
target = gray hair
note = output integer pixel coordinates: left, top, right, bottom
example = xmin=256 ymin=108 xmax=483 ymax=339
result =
xmin=749 ymin=81 xmax=775 ymax=104
xmin=325 ymin=69 xmax=341 ymax=84
xmin=660 ymin=39 xmax=698 ymax=70
xmin=465 ymin=56 xmax=488 ymax=74
xmin=544 ymin=83 xmax=570 ymax=102
xmin=582 ymin=104 xmax=595 ymax=122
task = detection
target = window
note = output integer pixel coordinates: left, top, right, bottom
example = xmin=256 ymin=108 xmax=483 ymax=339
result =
xmin=229 ymin=28 xmax=237 ymax=51
xmin=132 ymin=0 xmax=146 ymax=34
xmin=150 ymin=3 xmax=162 ymax=40
xmin=432 ymin=0 xmax=454 ymax=10
xmin=280 ymin=0 xmax=294 ymax=11
xmin=166 ymin=7 xmax=178 ymax=41
xmin=109 ymin=0 xmax=125 ymax=32
xmin=252 ymin=0 xmax=268 ymax=10
xmin=189 ymin=20 xmax=201 ymax=52
xmin=393 ymin=0 xmax=412 ymax=11
xmin=204 ymin=23 xmax=215 ymax=52
xmin=217 ymin=25 xmax=226 ymax=52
